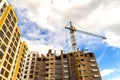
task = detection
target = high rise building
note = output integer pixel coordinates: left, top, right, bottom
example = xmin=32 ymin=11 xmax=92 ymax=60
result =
xmin=0 ymin=0 xmax=28 ymax=80
xmin=22 ymin=51 xmax=40 ymax=80
xmin=22 ymin=50 xmax=102 ymax=80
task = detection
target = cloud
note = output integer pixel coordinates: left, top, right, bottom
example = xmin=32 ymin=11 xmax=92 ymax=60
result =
xmin=22 ymin=37 xmax=63 ymax=54
xmin=8 ymin=0 xmax=120 ymax=54
xmin=100 ymin=68 xmax=116 ymax=77
xmin=109 ymin=77 xmax=120 ymax=80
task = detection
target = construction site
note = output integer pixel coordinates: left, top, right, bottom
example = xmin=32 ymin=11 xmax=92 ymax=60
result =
xmin=2 ymin=0 xmax=120 ymax=80
xmin=21 ymin=22 xmax=106 ymax=80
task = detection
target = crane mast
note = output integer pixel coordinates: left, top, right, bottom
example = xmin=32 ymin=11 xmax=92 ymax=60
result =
xmin=65 ymin=21 xmax=78 ymax=52
xmin=65 ymin=21 xmax=106 ymax=52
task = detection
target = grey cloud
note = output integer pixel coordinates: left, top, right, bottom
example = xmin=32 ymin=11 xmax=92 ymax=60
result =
xmin=107 ymin=24 xmax=120 ymax=35
xmin=48 ymin=0 xmax=120 ymax=27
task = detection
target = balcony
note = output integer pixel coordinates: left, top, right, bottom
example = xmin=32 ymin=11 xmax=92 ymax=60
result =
xmin=64 ymin=70 xmax=68 ymax=73
xmin=90 ymin=59 xmax=96 ymax=62
xmin=94 ymin=74 xmax=100 ymax=78
xmin=93 ymin=69 xmax=98 ymax=72
xmin=64 ymin=75 xmax=69 ymax=78
xmin=91 ymin=64 xmax=96 ymax=67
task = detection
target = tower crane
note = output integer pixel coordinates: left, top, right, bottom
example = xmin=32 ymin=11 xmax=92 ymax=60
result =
xmin=65 ymin=21 xmax=106 ymax=52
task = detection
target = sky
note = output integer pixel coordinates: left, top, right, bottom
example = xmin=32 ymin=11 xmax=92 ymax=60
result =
xmin=8 ymin=0 xmax=120 ymax=80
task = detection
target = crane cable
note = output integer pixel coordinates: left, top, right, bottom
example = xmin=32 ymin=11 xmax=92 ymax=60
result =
xmin=64 ymin=22 xmax=71 ymax=53
xmin=65 ymin=29 xmax=69 ymax=53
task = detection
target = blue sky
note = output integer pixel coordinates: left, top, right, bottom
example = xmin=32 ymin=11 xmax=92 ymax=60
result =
xmin=8 ymin=0 xmax=120 ymax=80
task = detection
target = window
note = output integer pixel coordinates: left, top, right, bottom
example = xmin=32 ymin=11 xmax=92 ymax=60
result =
xmin=12 ymin=38 xmax=15 ymax=42
xmin=2 ymin=25 xmax=7 ymax=32
xmin=0 ymin=51 xmax=3 ymax=59
xmin=7 ymin=64 xmax=11 ymax=71
xmin=80 ymin=54 xmax=83 ymax=56
xmin=35 ymin=72 xmax=39 ymax=75
xmin=13 ymin=17 xmax=16 ymax=23
xmin=6 ymin=54 xmax=9 ymax=60
xmin=15 ymin=41 xmax=17 ymax=47
xmin=70 ymin=53 xmax=73 ymax=56
xmin=11 ymin=52 xmax=14 ymax=58
xmin=85 ymin=54 xmax=87 ymax=57
xmin=3 ymin=3 xmax=7 ymax=9
xmin=5 ymin=71 xmax=9 ymax=77
xmin=35 ymin=77 xmax=39 ymax=80
xmin=5 ymin=19 xmax=9 ymax=26
xmin=1 ymin=8 xmax=3 ymax=14
xmin=25 ymin=71 xmax=27 ymax=74
xmin=14 ymin=33 xmax=16 ymax=37
xmin=46 ymin=68 xmax=49 ymax=71
xmin=81 ymin=59 xmax=84 ymax=61
xmin=6 ymin=31 xmax=10 ymax=38
xmin=28 ymin=54 xmax=30 ymax=57
xmin=13 ymin=46 xmax=16 ymax=52
xmin=89 ymin=53 xmax=93 ymax=57
xmin=20 ymin=62 xmax=22 ymax=67
xmin=1 ymin=44 xmax=6 ymax=51
xmin=50 ymin=58 xmax=54 ymax=60
xmin=8 ymin=48 xmax=11 ymax=53
xmin=16 ymin=37 xmax=19 ymax=42
xmin=8 ymin=14 xmax=11 ymax=21
xmin=18 ymin=33 xmax=20 ymax=37
xmin=18 ymin=68 xmax=21 ymax=72
xmin=3 ymin=60 xmax=7 ymax=67
xmin=45 ymin=74 xmax=48 ymax=77
xmin=33 ymin=54 xmax=36 ymax=56
xmin=15 ymin=28 xmax=18 ymax=32
xmin=9 ymin=57 xmax=13 ymax=64
xmin=27 ymin=58 xmax=29 ymax=61
xmin=24 ymin=75 xmax=26 ymax=78
xmin=30 ymin=70 xmax=34 ymax=74
xmin=50 ymin=63 xmax=54 ymax=65
xmin=17 ymin=73 xmax=20 ymax=78
xmin=9 ymin=26 xmax=13 ymax=33
xmin=32 ymin=58 xmax=35 ymax=61
xmin=4 ymin=37 xmax=8 ymax=44
xmin=21 ymin=58 xmax=23 ymax=62
xmin=1 ymin=68 xmax=5 ymax=75
xmin=10 ymin=43 xmax=13 ymax=48
xmin=22 ymin=54 xmax=24 ymax=58
xmin=29 ymin=75 xmax=33 ymax=79
xmin=0 ymin=39 xmax=1 ymax=46
xmin=11 ymin=21 xmax=14 ymax=27
xmin=0 ymin=30 xmax=4 ymax=38
xmin=31 ymin=62 xmax=34 ymax=64
xmin=0 ymin=76 xmax=2 ymax=80
xmin=10 ymin=10 xmax=13 ymax=16
xmin=25 ymin=66 xmax=28 ymax=69
xmin=31 ymin=66 xmax=34 ymax=69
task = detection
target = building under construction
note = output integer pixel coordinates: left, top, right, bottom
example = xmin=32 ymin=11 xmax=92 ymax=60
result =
xmin=22 ymin=50 xmax=102 ymax=80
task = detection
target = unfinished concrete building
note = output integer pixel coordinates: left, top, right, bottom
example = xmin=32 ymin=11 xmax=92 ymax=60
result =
xmin=22 ymin=50 xmax=102 ymax=80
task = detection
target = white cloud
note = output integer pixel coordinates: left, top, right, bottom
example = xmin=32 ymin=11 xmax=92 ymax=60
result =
xmin=9 ymin=0 xmax=120 ymax=53
xmin=22 ymin=37 xmax=62 ymax=54
xmin=105 ymin=31 xmax=120 ymax=47
xmin=100 ymin=68 xmax=116 ymax=77
xmin=109 ymin=77 xmax=120 ymax=80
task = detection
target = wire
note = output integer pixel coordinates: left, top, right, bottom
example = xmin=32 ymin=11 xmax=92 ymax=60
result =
xmin=65 ymin=29 xmax=69 ymax=53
